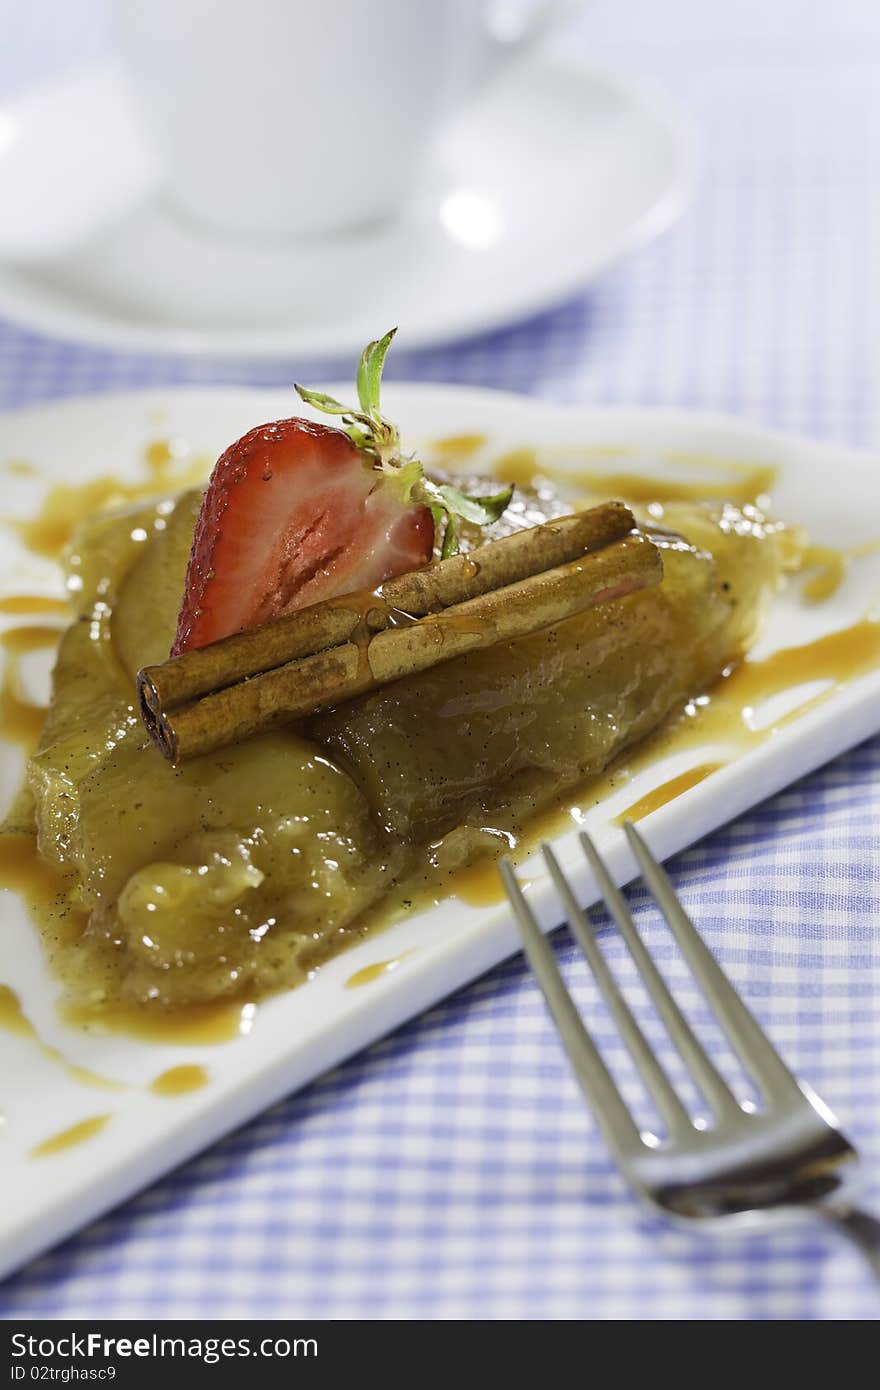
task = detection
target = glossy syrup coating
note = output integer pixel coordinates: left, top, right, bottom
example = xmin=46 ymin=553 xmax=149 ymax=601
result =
xmin=20 ymin=482 xmax=794 ymax=1017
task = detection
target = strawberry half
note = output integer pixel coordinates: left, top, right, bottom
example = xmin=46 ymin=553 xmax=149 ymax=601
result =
xmin=172 ymin=419 xmax=433 ymax=653
xmin=171 ymin=330 xmax=513 ymax=656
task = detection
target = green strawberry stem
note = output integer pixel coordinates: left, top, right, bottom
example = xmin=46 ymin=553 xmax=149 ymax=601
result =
xmin=295 ymin=328 xmax=513 ymax=557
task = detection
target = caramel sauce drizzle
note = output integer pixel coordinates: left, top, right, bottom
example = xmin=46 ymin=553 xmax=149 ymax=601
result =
xmin=0 ymin=596 xmax=70 ymax=617
xmin=431 ymin=433 xmax=489 ymax=461
xmin=0 ymin=829 xmax=254 ymax=1049
xmin=614 ymin=763 xmax=725 ymax=826
xmin=0 ymin=660 xmax=48 ymax=753
xmin=0 ymin=831 xmax=247 ymax=1098
xmin=438 ymin=617 xmax=880 ymax=910
xmin=3 ymin=439 xmax=209 ymax=562
xmin=30 ymin=1114 xmax=111 ymax=1158
xmin=799 ymin=541 xmax=880 ymax=604
xmin=0 ymin=985 xmax=125 ymax=1091
xmin=0 ymin=622 xmax=63 ymax=753
xmin=150 ymin=1065 xmax=209 ymax=1096
xmin=346 ymin=957 xmax=406 ymax=989
xmin=445 ymin=856 xmax=523 ymax=907
xmin=479 ymin=446 xmax=778 ymax=508
xmin=0 ymin=625 xmax=62 ymax=657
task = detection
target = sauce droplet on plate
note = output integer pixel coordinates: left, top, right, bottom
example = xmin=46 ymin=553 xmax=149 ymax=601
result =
xmin=346 ymin=957 xmax=406 ymax=989
xmin=150 ymin=1065 xmax=209 ymax=1096
xmin=615 ymin=762 xmax=724 ymax=825
xmin=30 ymin=1114 xmax=111 ymax=1158
xmin=0 ymin=984 xmax=125 ymax=1091
xmin=489 ymin=449 xmax=778 ymax=508
xmin=0 ymin=595 xmax=70 ymax=617
xmin=0 ymin=630 xmax=57 ymax=752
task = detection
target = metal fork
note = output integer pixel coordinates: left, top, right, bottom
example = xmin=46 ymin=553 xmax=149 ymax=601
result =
xmin=500 ymin=823 xmax=880 ymax=1276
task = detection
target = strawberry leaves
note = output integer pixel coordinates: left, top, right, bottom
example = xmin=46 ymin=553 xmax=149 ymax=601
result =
xmin=291 ymin=388 xmax=351 ymax=417
xmin=421 ymin=481 xmax=515 ymax=559
xmin=295 ymin=328 xmax=400 ymax=469
xmin=434 ymin=483 xmax=515 ymax=527
xmin=356 ymin=327 xmax=396 ymax=418
xmin=295 ymin=329 xmax=513 ymax=558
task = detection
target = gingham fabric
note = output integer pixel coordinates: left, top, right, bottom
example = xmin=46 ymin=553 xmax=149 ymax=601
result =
xmin=1 ymin=0 xmax=879 ymax=1321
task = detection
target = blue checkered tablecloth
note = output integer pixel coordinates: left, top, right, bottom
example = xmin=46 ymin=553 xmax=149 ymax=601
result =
xmin=1 ymin=0 xmax=879 ymax=1321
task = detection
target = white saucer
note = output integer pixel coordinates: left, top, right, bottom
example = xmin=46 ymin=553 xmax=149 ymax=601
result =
xmin=0 ymin=60 xmax=696 ymax=358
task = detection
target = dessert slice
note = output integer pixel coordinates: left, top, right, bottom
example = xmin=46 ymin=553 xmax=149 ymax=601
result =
xmin=17 ymin=333 xmax=802 ymax=1012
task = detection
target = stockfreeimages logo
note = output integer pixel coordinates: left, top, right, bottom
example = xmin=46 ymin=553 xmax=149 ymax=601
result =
xmin=10 ymin=1333 xmax=317 ymax=1367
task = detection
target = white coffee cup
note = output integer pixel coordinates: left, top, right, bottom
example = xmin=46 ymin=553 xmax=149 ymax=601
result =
xmin=114 ymin=0 xmax=585 ymax=241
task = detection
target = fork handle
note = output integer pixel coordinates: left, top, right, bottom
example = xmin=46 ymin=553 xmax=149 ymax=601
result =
xmin=820 ymin=1205 xmax=880 ymax=1280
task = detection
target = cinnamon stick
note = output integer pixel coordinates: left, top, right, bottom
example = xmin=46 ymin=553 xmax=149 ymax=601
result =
xmin=139 ymin=502 xmax=636 ymax=717
xmin=140 ymin=529 xmax=662 ymax=763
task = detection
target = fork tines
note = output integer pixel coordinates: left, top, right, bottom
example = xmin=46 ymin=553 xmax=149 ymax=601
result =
xmin=499 ymin=824 xmax=801 ymax=1156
